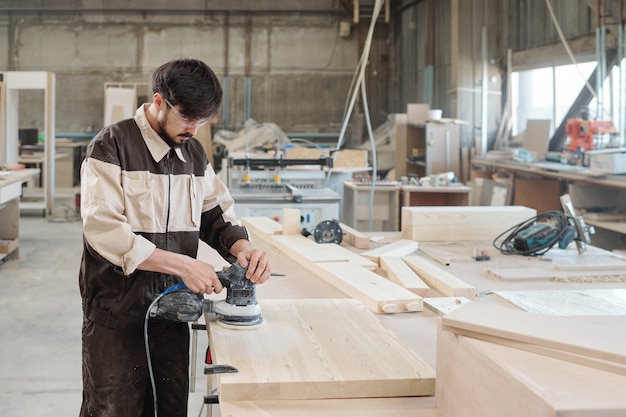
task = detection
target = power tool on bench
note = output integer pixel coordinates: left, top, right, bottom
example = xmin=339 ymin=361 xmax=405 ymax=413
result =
xmin=149 ymin=261 xmax=263 ymax=327
xmin=493 ymin=194 xmax=595 ymax=257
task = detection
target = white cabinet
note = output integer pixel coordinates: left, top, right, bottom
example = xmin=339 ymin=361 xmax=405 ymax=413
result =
xmin=396 ymin=122 xmax=461 ymax=179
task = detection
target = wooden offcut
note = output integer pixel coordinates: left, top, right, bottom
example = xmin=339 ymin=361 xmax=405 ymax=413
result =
xmin=270 ymin=234 xmax=376 ymax=270
xmin=361 ymin=239 xmax=419 ymax=262
xmin=379 ymin=256 xmax=430 ymax=297
xmin=314 ymin=262 xmax=424 ymax=313
xmin=208 ymin=299 xmax=435 ymax=401
xmin=401 ymin=206 xmax=537 ymax=241
xmin=340 ymin=222 xmax=370 ymax=249
xmin=402 ymin=255 xmax=476 ymax=299
xmin=281 ymin=208 xmax=301 ymax=235
xmin=241 ymin=217 xmax=282 ymax=236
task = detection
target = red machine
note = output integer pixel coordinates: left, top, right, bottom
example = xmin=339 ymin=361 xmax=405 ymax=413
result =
xmin=565 ymin=118 xmax=616 ymax=151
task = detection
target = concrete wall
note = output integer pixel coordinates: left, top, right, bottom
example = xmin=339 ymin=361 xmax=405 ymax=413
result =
xmin=0 ymin=9 xmax=359 ymax=137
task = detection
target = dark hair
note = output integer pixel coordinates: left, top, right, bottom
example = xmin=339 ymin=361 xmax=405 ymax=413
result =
xmin=152 ymin=58 xmax=222 ymax=120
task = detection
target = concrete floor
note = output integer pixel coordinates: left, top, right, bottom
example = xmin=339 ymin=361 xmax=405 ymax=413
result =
xmin=0 ymin=205 xmax=211 ymax=417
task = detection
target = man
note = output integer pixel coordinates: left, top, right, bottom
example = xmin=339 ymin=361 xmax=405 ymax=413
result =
xmin=79 ymin=58 xmax=271 ymax=417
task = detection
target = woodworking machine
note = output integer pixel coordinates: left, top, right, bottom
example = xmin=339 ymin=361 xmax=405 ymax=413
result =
xmin=224 ymin=154 xmax=341 ymax=230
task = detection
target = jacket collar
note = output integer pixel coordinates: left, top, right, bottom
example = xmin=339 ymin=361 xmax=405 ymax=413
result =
xmin=134 ymin=104 xmax=186 ymax=163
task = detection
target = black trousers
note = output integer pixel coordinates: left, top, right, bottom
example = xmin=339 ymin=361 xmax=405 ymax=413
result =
xmin=80 ymin=318 xmax=190 ymax=417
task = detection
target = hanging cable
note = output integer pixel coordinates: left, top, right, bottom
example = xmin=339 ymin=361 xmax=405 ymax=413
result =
xmin=326 ymin=0 xmax=384 ymax=231
xmin=544 ymin=0 xmax=598 ymax=99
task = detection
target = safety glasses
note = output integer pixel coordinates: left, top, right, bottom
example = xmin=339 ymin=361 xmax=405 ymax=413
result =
xmin=163 ymin=97 xmax=210 ymax=129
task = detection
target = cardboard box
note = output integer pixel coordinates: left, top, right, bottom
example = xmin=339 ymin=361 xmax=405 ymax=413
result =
xmin=588 ymin=148 xmax=626 ymax=175
xmin=0 ymin=238 xmax=18 ymax=254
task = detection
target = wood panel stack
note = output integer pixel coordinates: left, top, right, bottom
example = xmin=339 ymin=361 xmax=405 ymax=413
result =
xmin=436 ymin=302 xmax=626 ymax=416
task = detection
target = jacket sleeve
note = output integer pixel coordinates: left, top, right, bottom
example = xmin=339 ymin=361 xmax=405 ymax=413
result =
xmin=81 ymin=154 xmax=156 ymax=276
xmin=198 ymin=165 xmax=249 ymax=260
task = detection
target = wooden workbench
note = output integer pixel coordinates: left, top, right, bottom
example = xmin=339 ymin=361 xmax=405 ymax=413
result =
xmin=0 ymin=168 xmax=40 ymax=261
xmin=200 ymin=227 xmax=626 ymax=416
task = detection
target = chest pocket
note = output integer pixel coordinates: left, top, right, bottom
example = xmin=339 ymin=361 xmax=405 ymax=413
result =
xmin=189 ymin=174 xmax=203 ymax=227
xmin=122 ymin=172 xmax=157 ymax=232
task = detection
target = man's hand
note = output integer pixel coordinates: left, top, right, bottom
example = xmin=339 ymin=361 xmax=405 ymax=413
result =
xmin=179 ymin=257 xmax=224 ymax=295
xmin=138 ymin=248 xmax=223 ymax=295
xmin=230 ymin=240 xmax=271 ymax=284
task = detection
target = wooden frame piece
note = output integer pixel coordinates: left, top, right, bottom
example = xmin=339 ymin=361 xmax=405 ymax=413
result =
xmin=340 ymin=222 xmax=370 ymax=249
xmin=379 ymin=256 xmax=430 ymax=297
xmin=361 ymin=239 xmax=419 ymax=262
xmin=402 ymin=255 xmax=476 ymax=299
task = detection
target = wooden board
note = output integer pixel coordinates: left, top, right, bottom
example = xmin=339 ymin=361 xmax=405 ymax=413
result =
xmin=423 ymin=297 xmax=471 ymax=315
xmin=314 ymin=262 xmax=424 ymax=313
xmin=552 ymin=254 xmax=626 ymax=271
xmin=442 ymin=302 xmax=626 ymax=367
xmin=241 ymin=217 xmax=283 ymax=236
xmin=401 ymin=206 xmax=536 ymax=241
xmin=240 ymin=223 xmax=420 ymax=314
xmin=208 ymin=299 xmax=436 ymax=401
xmin=488 ymin=266 xmax=626 ymax=282
xmin=220 ymin=399 xmax=440 ymax=417
xmin=361 ymin=239 xmax=419 ymax=262
xmin=487 ymin=267 xmax=556 ymax=281
xmin=379 ymin=256 xmax=430 ymax=297
xmin=333 ymin=149 xmax=368 ymax=168
xmin=436 ymin=328 xmax=626 ymax=417
xmin=270 ymin=234 xmax=377 ymax=270
xmin=402 ymin=255 xmax=476 ymax=300
xmin=340 ymin=222 xmax=370 ymax=249
xmin=494 ymin=289 xmax=626 ymax=316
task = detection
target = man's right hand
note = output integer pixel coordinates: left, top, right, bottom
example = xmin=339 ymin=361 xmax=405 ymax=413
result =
xmin=138 ymin=248 xmax=223 ymax=295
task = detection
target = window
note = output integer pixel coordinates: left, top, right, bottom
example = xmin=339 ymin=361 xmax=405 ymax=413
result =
xmin=511 ymin=60 xmax=626 ymax=150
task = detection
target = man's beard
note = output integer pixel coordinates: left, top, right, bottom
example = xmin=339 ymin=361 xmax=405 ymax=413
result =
xmin=157 ymin=120 xmax=192 ymax=147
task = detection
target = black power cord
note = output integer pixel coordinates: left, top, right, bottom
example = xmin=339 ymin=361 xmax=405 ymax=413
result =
xmin=492 ymin=210 xmax=572 ymax=256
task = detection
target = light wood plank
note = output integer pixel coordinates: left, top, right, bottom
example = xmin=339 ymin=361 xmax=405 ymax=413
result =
xmin=401 ymin=206 xmax=536 ymax=241
xmin=436 ymin=328 xmax=626 ymax=417
xmin=487 ymin=267 xmax=556 ymax=281
xmin=442 ymin=302 xmax=626 ymax=367
xmin=209 ymin=299 xmax=435 ymax=401
xmin=340 ymin=222 xmax=370 ymax=249
xmin=270 ymin=234 xmax=377 ymax=270
xmin=379 ymin=256 xmax=430 ymax=297
xmin=493 ymin=289 xmax=626 ymax=316
xmin=314 ymin=262 xmax=424 ymax=313
xmin=402 ymin=255 xmax=476 ymax=299
xmin=552 ymin=254 xmax=626 ymax=271
xmin=220 ymin=399 xmax=440 ymax=417
xmin=361 ymin=239 xmax=419 ymax=262
xmin=241 ymin=217 xmax=283 ymax=236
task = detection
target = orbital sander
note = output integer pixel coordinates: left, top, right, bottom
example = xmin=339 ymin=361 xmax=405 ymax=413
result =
xmin=149 ymin=262 xmax=263 ymax=327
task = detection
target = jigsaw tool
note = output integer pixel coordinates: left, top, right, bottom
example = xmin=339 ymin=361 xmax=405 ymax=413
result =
xmin=149 ymin=262 xmax=263 ymax=327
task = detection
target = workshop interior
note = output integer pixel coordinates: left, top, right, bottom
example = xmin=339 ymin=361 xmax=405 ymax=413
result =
xmin=2 ymin=0 xmax=626 ymax=416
